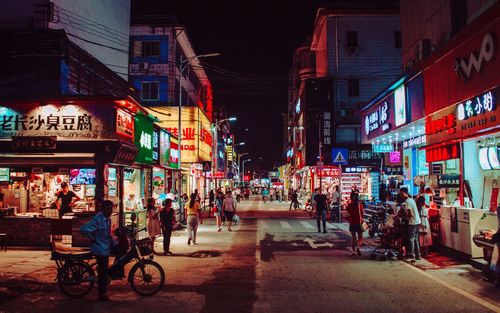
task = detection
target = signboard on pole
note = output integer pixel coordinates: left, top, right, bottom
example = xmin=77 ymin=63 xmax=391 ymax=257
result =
xmin=331 ymin=148 xmax=348 ymax=165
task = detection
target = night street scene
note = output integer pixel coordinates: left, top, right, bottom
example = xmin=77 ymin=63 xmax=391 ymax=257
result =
xmin=0 ymin=0 xmax=499 ymax=312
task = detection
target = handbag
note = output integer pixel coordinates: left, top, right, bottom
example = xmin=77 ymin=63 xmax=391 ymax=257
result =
xmin=359 ymin=203 xmax=369 ymax=232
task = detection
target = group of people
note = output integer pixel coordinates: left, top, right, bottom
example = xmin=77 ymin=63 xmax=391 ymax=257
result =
xmin=261 ymin=187 xmax=286 ymax=202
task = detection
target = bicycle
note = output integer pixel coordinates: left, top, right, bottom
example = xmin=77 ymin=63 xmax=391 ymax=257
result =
xmin=51 ymin=227 xmax=165 ymax=298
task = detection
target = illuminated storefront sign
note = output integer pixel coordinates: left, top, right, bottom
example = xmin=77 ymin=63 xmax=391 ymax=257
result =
xmin=457 ymin=90 xmax=496 ymax=121
xmin=0 ymin=103 xmax=115 ymax=139
xmin=134 ymin=114 xmax=154 ymax=164
xmin=116 ymin=109 xmax=134 ymax=138
xmin=169 ymin=136 xmax=179 ymax=169
xmin=152 ymin=129 xmax=159 ymax=163
xmin=365 ymin=101 xmax=390 ymax=135
xmin=394 ymin=85 xmax=407 ymax=127
xmin=479 ymin=146 xmax=500 ymax=170
xmin=373 ymin=143 xmax=394 ymax=153
xmin=159 ymin=130 xmax=170 ymax=167
xmin=389 ymin=151 xmax=401 ymax=163
xmin=426 ymin=143 xmax=460 ymax=163
xmin=426 ymin=113 xmax=456 ymax=136
xmin=159 ymin=107 xmax=212 ymax=163
xmin=403 ymin=134 xmax=426 ymax=149
xmin=318 ymin=166 xmax=340 ymax=177
xmin=437 ymin=175 xmax=461 ymax=188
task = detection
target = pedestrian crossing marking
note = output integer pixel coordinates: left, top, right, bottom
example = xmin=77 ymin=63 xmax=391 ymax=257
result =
xmin=326 ymin=222 xmax=336 ymax=229
xmin=280 ymin=221 xmax=292 ymax=229
xmin=299 ymin=221 xmax=315 ymax=229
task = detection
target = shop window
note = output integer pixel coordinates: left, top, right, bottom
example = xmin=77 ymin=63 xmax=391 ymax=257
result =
xmin=394 ymin=31 xmax=401 ymax=48
xmin=141 ymin=81 xmax=159 ymax=100
xmin=142 ymin=41 xmax=160 ymax=57
xmin=348 ymin=79 xmax=360 ymax=97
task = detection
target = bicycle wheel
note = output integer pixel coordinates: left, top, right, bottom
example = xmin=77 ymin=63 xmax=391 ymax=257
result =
xmin=58 ymin=261 xmax=95 ymax=298
xmin=129 ymin=260 xmax=165 ymax=296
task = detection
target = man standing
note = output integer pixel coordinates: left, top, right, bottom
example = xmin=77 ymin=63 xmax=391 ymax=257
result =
xmin=331 ymin=186 xmax=341 ymax=222
xmin=56 ymin=182 xmax=80 ymax=218
xmin=314 ymin=191 xmax=328 ymax=233
xmin=399 ymin=187 xmax=421 ymax=262
xmin=80 ymin=200 xmax=114 ymax=301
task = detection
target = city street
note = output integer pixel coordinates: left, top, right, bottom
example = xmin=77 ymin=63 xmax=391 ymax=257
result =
xmin=1 ymin=196 xmax=499 ymax=313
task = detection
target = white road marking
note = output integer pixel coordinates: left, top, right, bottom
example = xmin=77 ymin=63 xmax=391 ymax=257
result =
xmin=280 ymin=221 xmax=292 ymax=229
xmin=299 ymin=221 xmax=315 ymax=229
xmin=326 ymin=222 xmax=336 ymax=229
xmin=304 ymin=237 xmax=334 ymax=249
xmin=403 ymin=262 xmax=500 ymax=313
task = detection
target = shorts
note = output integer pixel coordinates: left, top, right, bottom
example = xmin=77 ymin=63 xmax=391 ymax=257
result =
xmin=214 ymin=212 xmax=220 ymax=217
xmin=349 ymin=223 xmax=363 ymax=233
xmin=224 ymin=211 xmax=234 ymax=221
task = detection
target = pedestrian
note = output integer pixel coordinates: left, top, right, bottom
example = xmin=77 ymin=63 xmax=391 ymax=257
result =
xmin=185 ymin=193 xmax=200 ymax=245
xmin=331 ymin=185 xmax=341 ymax=222
xmin=209 ymin=190 xmax=215 ymax=216
xmin=80 ymin=200 xmax=114 ymax=301
xmin=418 ymin=199 xmax=433 ymax=257
xmin=55 ymin=182 xmax=81 ymax=218
xmin=159 ymin=199 xmax=176 ymax=255
xmin=222 ymin=191 xmax=236 ymax=231
xmin=289 ymin=189 xmax=299 ymax=210
xmin=215 ymin=191 xmax=224 ymax=231
xmin=400 ymin=187 xmax=421 ymax=262
xmin=314 ymin=191 xmax=328 ymax=234
xmin=146 ymin=198 xmax=161 ymax=241
xmin=346 ymin=192 xmax=364 ymax=256
xmin=262 ymin=188 xmax=269 ymax=203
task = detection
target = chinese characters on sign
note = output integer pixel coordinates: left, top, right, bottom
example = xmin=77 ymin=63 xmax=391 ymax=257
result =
xmin=425 ymin=113 xmax=456 ymax=135
xmin=455 ymin=33 xmax=495 ymax=81
xmin=403 ymin=134 xmax=426 ymax=149
xmin=437 ymin=175 xmax=461 ymax=188
xmin=0 ymin=104 xmax=113 ymax=139
xmin=426 ymin=143 xmax=460 ymax=163
xmin=318 ymin=167 xmax=340 ymax=177
xmin=11 ymin=136 xmax=56 ymax=150
xmin=389 ymin=151 xmax=401 ymax=163
xmin=116 ymin=109 xmax=134 ymax=138
xmin=457 ymin=90 xmax=496 ymax=121
xmin=323 ymin=112 xmax=331 ymax=145
xmin=365 ymin=101 xmax=390 ymax=135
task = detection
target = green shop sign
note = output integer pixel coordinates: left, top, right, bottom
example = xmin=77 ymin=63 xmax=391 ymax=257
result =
xmin=134 ymin=114 xmax=154 ymax=164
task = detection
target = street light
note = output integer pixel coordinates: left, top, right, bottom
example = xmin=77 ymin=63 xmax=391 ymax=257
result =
xmin=178 ymin=52 xmax=219 ymax=215
xmin=242 ymin=159 xmax=252 ymax=184
xmin=238 ymin=153 xmax=250 ymax=182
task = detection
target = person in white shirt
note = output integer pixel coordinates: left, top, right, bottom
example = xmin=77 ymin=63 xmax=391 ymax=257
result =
xmin=400 ymin=187 xmax=421 ymax=261
xmin=331 ymin=185 xmax=341 ymax=222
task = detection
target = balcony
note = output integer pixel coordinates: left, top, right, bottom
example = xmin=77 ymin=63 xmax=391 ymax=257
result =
xmin=129 ymin=63 xmax=169 ymax=76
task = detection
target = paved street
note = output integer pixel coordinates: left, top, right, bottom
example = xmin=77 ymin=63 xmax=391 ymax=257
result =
xmin=0 ymin=196 xmax=499 ymax=313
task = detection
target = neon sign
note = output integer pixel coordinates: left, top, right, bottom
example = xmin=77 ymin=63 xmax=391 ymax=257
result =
xmin=365 ymin=101 xmax=389 ymax=135
xmin=457 ymin=90 xmax=496 ymax=121
xmin=426 ymin=143 xmax=460 ymax=163
xmin=426 ymin=113 xmax=456 ymax=135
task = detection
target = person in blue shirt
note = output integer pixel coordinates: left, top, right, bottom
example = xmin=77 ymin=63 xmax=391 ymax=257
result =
xmin=81 ymin=200 xmax=114 ymax=301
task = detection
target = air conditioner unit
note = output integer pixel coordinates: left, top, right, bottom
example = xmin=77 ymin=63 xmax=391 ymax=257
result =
xmin=346 ymin=46 xmax=359 ymax=55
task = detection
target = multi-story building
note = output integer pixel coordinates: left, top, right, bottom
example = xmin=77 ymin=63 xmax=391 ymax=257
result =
xmin=129 ymin=15 xmax=216 ymax=197
xmin=286 ymin=1 xmax=401 ymax=196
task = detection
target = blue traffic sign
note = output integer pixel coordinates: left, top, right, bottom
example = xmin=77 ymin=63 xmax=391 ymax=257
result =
xmin=331 ymin=148 xmax=348 ymax=165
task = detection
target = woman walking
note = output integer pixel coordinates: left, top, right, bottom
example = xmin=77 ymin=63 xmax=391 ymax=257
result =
xmin=346 ymin=192 xmax=364 ymax=256
xmin=215 ymin=191 xmax=224 ymax=231
xmin=222 ymin=191 xmax=236 ymax=231
xmin=146 ymin=198 xmax=161 ymax=241
xmin=185 ymin=193 xmax=200 ymax=245
xmin=160 ymin=199 xmax=176 ymax=255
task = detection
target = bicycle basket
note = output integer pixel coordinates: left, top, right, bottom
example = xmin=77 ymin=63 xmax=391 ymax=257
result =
xmin=136 ymin=238 xmax=154 ymax=255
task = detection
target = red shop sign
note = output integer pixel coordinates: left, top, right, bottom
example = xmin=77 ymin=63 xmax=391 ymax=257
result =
xmin=426 ymin=143 xmax=461 ymax=163
xmin=315 ymin=166 xmax=340 ymax=177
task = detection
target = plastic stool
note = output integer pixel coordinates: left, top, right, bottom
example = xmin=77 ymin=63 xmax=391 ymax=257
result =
xmin=0 ymin=233 xmax=6 ymax=251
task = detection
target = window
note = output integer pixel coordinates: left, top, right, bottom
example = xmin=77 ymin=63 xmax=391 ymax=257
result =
xmin=141 ymin=81 xmax=159 ymax=100
xmin=395 ymin=31 xmax=402 ymax=48
xmin=348 ymin=79 xmax=360 ymax=97
xmin=142 ymin=41 xmax=160 ymax=57
xmin=346 ymin=32 xmax=358 ymax=48
xmin=336 ymin=127 xmax=359 ymax=144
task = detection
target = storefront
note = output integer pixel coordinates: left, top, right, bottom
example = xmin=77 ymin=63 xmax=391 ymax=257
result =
xmin=0 ymin=98 xmax=142 ymax=246
xmin=422 ymin=8 xmax=500 ymax=258
xmin=361 ymin=72 xmax=426 ymax=198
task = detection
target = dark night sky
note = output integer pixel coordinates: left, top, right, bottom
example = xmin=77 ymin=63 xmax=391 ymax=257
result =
xmin=132 ymin=0 xmax=328 ymax=171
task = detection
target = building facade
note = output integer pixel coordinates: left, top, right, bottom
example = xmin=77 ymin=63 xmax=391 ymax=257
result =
xmin=286 ymin=2 xmax=401 ymax=197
